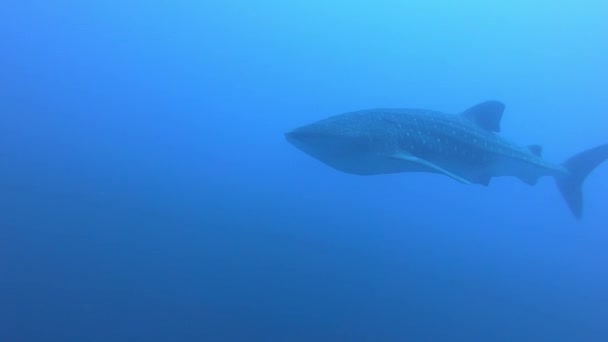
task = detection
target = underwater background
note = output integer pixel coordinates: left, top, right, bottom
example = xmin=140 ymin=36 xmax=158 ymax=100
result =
xmin=1 ymin=0 xmax=607 ymax=341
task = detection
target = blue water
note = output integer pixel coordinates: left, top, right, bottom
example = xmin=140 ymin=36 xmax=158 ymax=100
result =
xmin=1 ymin=1 xmax=607 ymax=341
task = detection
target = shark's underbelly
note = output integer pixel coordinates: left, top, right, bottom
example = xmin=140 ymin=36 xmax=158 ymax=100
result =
xmin=319 ymin=152 xmax=433 ymax=175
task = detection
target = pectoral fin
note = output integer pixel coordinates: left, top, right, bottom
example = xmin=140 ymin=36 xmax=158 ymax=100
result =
xmin=389 ymin=153 xmax=472 ymax=184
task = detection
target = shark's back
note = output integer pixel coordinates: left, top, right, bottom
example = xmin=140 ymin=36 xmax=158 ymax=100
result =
xmin=328 ymin=108 xmax=508 ymax=181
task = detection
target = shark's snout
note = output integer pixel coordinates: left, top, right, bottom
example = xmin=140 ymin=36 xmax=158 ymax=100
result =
xmin=284 ymin=129 xmax=310 ymax=152
xmin=284 ymin=130 xmax=297 ymax=140
xmin=284 ymin=128 xmax=317 ymax=145
xmin=284 ymin=130 xmax=300 ymax=145
xmin=285 ymin=126 xmax=336 ymax=158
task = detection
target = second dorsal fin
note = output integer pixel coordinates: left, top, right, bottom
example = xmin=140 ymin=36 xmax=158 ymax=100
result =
xmin=461 ymin=101 xmax=505 ymax=132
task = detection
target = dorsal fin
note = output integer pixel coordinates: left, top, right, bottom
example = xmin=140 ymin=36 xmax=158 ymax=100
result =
xmin=527 ymin=144 xmax=542 ymax=157
xmin=461 ymin=101 xmax=505 ymax=132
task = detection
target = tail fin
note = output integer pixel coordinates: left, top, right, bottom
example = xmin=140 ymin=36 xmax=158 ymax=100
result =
xmin=556 ymin=144 xmax=608 ymax=218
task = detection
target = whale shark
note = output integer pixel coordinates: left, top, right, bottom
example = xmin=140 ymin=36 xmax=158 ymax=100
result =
xmin=285 ymin=101 xmax=608 ymax=218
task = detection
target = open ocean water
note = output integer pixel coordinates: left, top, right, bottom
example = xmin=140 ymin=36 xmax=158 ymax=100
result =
xmin=1 ymin=1 xmax=607 ymax=341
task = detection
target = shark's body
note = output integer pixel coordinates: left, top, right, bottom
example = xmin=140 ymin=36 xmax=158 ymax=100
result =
xmin=285 ymin=101 xmax=608 ymax=218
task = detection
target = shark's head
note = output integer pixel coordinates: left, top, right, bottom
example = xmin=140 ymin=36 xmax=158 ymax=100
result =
xmin=285 ymin=119 xmax=371 ymax=167
xmin=285 ymin=112 xmax=417 ymax=175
